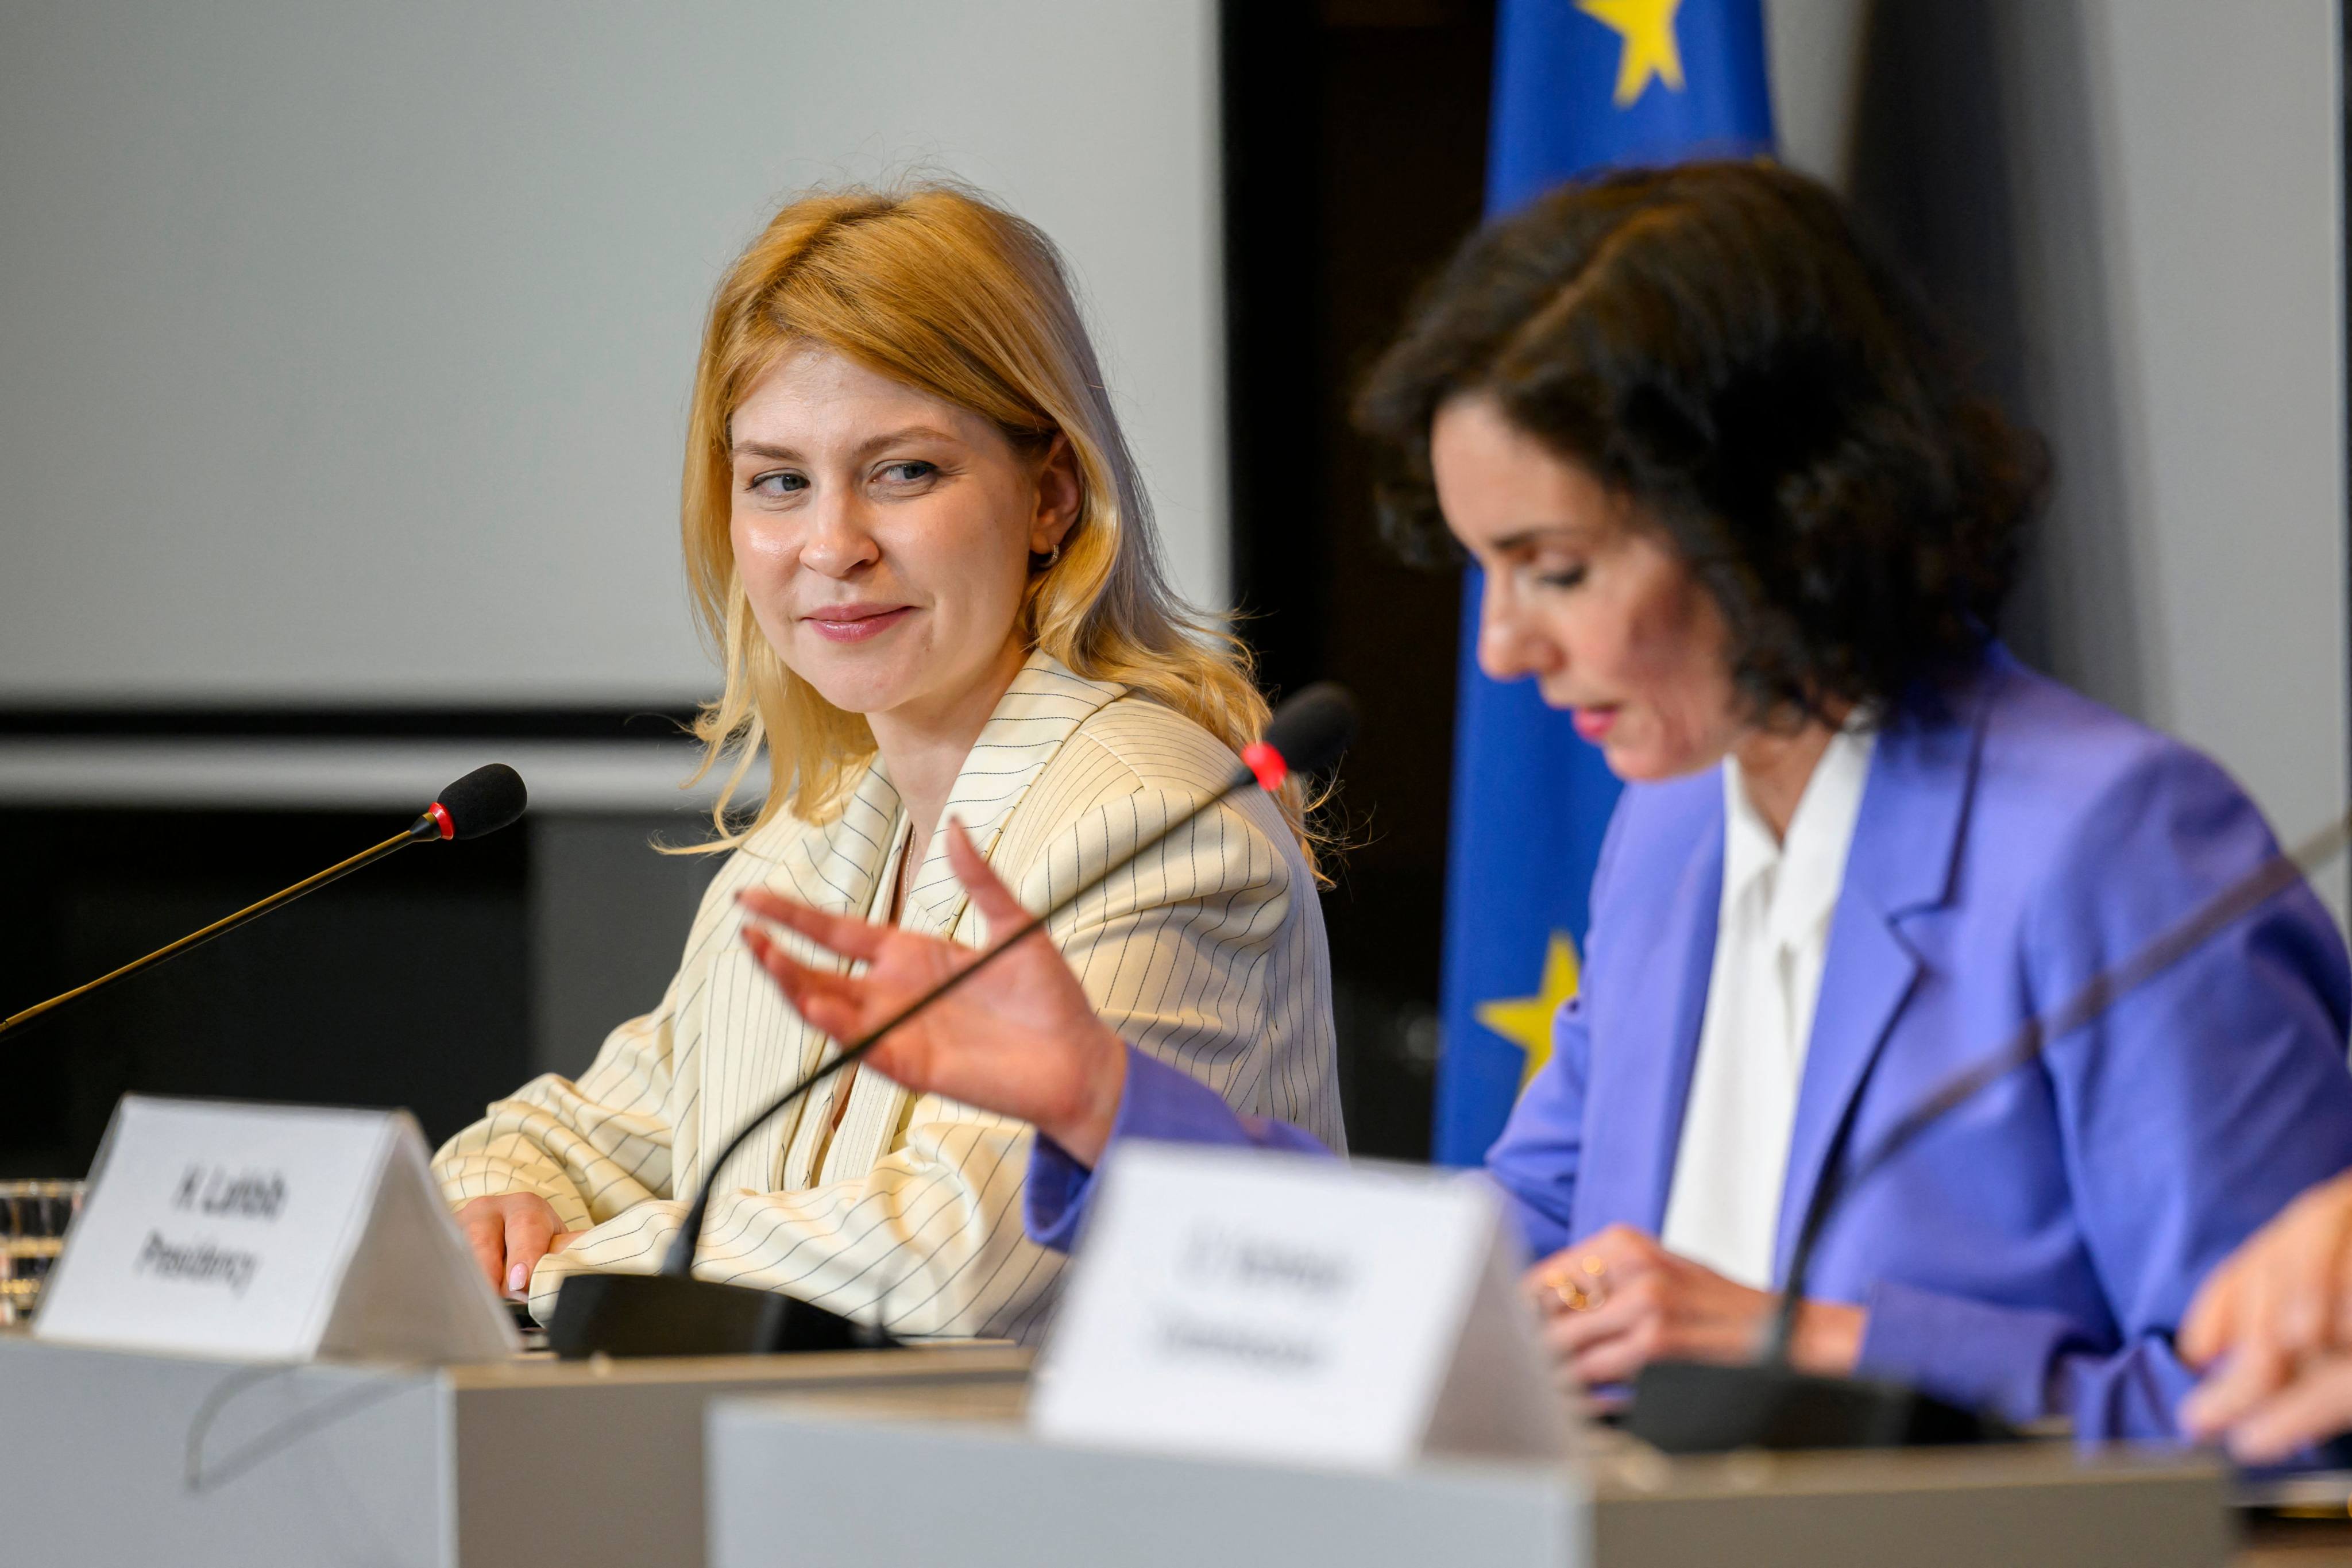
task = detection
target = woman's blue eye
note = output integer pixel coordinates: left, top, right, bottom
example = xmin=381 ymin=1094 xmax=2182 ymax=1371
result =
xmin=749 ymin=470 xmax=806 ymax=496
xmin=879 ymin=461 xmax=937 ymax=484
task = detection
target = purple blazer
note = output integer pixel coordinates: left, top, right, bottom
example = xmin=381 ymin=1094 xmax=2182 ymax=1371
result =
xmin=1028 ymin=648 xmax=2352 ymax=1441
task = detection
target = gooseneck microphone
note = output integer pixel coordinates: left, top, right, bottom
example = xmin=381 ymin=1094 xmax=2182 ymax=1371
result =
xmin=0 ymin=763 xmax=528 ymax=1043
xmin=547 ymin=685 xmax=1358 ymax=1360
xmin=1628 ymin=804 xmax=2352 ymax=1454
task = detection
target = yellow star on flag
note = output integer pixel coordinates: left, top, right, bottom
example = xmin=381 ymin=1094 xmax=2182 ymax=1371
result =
xmin=1475 ymin=931 xmax=1582 ymax=1090
xmin=1577 ymin=0 xmax=1687 ymax=107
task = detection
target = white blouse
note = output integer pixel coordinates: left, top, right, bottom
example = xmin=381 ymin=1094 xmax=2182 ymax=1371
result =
xmin=1659 ymin=725 xmax=1877 ymax=1291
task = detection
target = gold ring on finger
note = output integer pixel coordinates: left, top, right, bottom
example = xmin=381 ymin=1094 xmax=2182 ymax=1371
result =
xmin=1550 ymin=1254 xmax=1610 ymax=1313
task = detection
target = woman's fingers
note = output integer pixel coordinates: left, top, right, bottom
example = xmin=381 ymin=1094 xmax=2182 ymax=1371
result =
xmin=2267 ymin=1241 xmax=2335 ymax=1356
xmin=945 ymin=817 xmax=1037 ymax=934
xmin=1571 ymin=1319 xmax=1666 ymax=1388
xmin=741 ymin=927 xmax=886 ymax=1043
xmin=740 ymin=925 xmax=847 ymax=1002
xmin=2181 ymin=1339 xmax=2293 ymax=1439
xmin=1535 ymin=1250 xmax=1678 ymax=1389
xmin=739 ymin=917 xmax=965 ymax=1080
xmin=2180 ymin=1183 xmax=2352 ymax=1455
xmin=2291 ymin=1212 xmax=2352 ymax=1351
xmin=2218 ymin=1354 xmax=2352 ymax=1464
xmin=738 ymin=913 xmax=979 ymax=1086
xmin=500 ymin=1202 xmax=559 ymax=1296
xmin=1578 ymin=1225 xmax=1666 ymax=1273
xmin=1540 ymin=1276 xmax=1650 ymax=1358
xmin=1528 ymin=1228 xmax=1790 ymax=1386
xmin=1538 ymin=1278 xmax=1665 ymax=1387
xmin=740 ymin=925 xmax=828 ymax=1013
xmin=454 ymin=1194 xmax=562 ymax=1292
xmin=2184 ymin=1194 xmax=2352 ymax=1368
xmin=736 ymin=888 xmax=889 ymax=962
xmin=2243 ymin=1195 xmax=2334 ymax=1352
xmin=2180 ymin=1266 xmax=2241 ymax=1367
xmin=2192 ymin=1175 xmax=2352 ymax=1366
xmin=2330 ymin=1241 xmax=2352 ymax=1347
xmin=457 ymin=1204 xmax=508 ymax=1290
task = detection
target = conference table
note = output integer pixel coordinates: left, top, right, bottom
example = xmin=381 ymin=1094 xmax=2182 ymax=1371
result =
xmin=706 ymin=1378 xmax=2352 ymax=1568
xmin=0 ymin=1330 xmax=1029 ymax=1565
xmin=5 ymin=1326 xmax=2350 ymax=1566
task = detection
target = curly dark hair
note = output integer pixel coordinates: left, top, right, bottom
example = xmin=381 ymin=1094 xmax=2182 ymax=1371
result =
xmin=1355 ymin=160 xmax=2049 ymax=722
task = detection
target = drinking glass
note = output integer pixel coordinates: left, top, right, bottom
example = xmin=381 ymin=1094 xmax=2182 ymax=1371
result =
xmin=0 ymin=1180 xmax=85 ymax=1326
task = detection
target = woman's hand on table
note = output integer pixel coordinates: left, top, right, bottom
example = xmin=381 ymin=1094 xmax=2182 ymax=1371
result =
xmin=2180 ymin=1170 xmax=2352 ymax=1460
xmin=1524 ymin=1225 xmax=1864 ymax=1391
xmin=737 ymin=817 xmax=1129 ymax=1167
xmin=2183 ymin=1353 xmax=2352 ymax=1464
xmin=453 ymin=1191 xmax=584 ymax=1297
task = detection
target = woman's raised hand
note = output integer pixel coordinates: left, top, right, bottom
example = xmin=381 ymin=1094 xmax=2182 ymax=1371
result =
xmin=737 ymin=818 xmax=1129 ymax=1165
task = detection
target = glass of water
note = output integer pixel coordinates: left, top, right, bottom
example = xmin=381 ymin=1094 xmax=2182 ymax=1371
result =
xmin=0 ymin=1180 xmax=84 ymax=1326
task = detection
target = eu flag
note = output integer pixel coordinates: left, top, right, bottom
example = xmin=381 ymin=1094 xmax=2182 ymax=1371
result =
xmin=1432 ymin=0 xmax=1776 ymax=1165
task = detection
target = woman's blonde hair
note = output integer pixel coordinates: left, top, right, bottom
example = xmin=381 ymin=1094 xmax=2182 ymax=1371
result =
xmin=679 ymin=183 xmax=1307 ymax=858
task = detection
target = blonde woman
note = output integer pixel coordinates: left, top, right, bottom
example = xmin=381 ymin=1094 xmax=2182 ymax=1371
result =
xmin=433 ymin=186 xmax=1344 ymax=1341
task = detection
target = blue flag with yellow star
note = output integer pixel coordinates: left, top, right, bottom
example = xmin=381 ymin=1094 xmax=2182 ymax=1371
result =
xmin=1432 ymin=0 xmax=1776 ymax=1166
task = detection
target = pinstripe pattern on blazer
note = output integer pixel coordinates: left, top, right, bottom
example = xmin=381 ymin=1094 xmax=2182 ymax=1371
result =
xmin=432 ymin=651 xmax=1345 ymax=1339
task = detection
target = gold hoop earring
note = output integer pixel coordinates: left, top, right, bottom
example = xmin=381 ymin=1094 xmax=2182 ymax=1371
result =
xmin=1031 ymin=542 xmax=1062 ymax=573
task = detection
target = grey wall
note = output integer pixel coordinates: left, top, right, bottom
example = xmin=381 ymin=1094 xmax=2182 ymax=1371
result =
xmin=0 ymin=1 xmax=1226 ymax=1157
xmin=1767 ymin=0 xmax=2350 ymax=922
xmin=0 ymin=0 xmax=1225 ymax=707
xmin=528 ymin=815 xmax=716 ymax=1080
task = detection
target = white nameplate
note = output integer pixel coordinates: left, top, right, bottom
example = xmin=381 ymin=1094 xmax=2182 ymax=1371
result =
xmin=1029 ymin=1141 xmax=1570 ymax=1471
xmin=36 ymin=1095 xmax=518 ymax=1364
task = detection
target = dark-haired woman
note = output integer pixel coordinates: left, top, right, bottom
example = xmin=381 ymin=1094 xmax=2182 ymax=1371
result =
xmin=735 ymin=161 xmax=2352 ymax=1441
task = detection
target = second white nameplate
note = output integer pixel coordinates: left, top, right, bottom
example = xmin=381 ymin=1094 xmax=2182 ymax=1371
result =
xmin=1030 ymin=1141 xmax=1569 ymax=1472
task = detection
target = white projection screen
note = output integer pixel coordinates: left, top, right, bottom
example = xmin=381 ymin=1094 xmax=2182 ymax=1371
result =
xmin=0 ymin=1 xmax=1224 ymax=709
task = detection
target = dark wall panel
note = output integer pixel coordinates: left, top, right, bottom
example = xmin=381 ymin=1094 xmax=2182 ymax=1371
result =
xmin=0 ymin=809 xmax=528 ymax=1176
xmin=1223 ymin=0 xmax=1496 ymax=1158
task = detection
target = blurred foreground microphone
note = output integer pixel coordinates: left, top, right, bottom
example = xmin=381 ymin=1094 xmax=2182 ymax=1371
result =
xmin=0 ymin=763 xmax=528 ymax=1042
xmin=1628 ymin=806 xmax=2352 ymax=1454
xmin=547 ymin=685 xmax=1359 ymax=1358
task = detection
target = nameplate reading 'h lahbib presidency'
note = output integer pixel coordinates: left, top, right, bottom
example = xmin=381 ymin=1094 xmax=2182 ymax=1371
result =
xmin=34 ymin=1096 xmax=516 ymax=1364
xmin=1030 ymin=1142 xmax=1569 ymax=1472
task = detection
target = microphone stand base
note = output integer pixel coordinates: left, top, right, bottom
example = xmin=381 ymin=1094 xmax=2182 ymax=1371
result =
xmin=1628 ymin=1359 xmax=2016 ymax=1453
xmin=546 ymin=1271 xmax=902 ymax=1359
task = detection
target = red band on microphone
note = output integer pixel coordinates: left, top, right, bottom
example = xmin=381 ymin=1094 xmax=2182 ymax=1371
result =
xmin=1241 ymin=741 xmax=1288 ymax=793
xmin=424 ymin=801 xmax=456 ymax=841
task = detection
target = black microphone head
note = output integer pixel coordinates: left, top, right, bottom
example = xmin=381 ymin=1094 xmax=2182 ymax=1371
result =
xmin=1258 ymin=683 xmax=1358 ymax=780
xmin=426 ymin=763 xmax=528 ymax=841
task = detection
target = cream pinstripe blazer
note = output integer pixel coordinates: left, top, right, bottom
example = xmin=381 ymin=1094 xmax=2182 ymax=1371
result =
xmin=433 ymin=652 xmax=1344 ymax=1341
